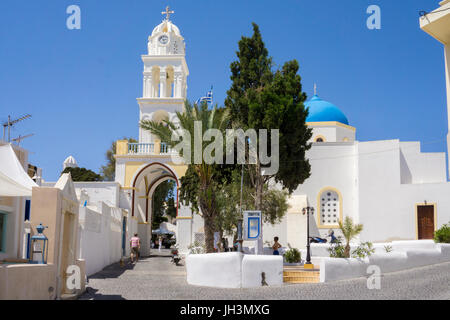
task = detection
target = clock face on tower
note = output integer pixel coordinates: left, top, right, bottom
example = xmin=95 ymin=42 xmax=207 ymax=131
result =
xmin=158 ymin=34 xmax=169 ymax=45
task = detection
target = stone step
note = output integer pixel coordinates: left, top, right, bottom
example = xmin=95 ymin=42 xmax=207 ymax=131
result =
xmin=284 ymin=271 xmax=320 ymax=277
xmin=283 ymin=276 xmax=320 ymax=284
xmin=283 ymin=269 xmax=320 ymax=284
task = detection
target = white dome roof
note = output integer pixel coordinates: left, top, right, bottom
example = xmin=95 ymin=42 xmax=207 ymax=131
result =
xmin=151 ymin=20 xmax=181 ymax=37
xmin=63 ymin=155 xmax=78 ymax=169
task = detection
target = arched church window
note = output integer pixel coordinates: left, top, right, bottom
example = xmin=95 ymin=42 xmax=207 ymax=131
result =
xmin=319 ymin=189 xmax=341 ymax=227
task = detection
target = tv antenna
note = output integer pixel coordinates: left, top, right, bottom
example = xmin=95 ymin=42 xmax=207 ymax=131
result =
xmin=11 ymin=133 xmax=34 ymax=146
xmin=2 ymin=114 xmax=32 ymax=142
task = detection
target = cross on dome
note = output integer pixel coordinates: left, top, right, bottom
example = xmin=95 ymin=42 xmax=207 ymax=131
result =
xmin=161 ymin=6 xmax=174 ymax=21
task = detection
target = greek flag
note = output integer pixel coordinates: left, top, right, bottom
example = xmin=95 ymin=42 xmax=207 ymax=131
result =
xmin=196 ymin=86 xmax=213 ymax=106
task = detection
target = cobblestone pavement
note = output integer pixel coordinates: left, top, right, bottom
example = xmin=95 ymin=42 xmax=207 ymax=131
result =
xmin=79 ymin=250 xmax=450 ymax=300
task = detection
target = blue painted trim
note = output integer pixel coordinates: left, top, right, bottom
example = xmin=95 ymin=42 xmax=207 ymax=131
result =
xmin=24 ymin=200 xmax=31 ymax=221
xmin=0 ymin=212 xmax=7 ymax=253
xmin=26 ymin=233 xmax=31 ymax=259
xmin=122 ymin=217 xmax=127 ymax=256
xmin=247 ymin=217 xmax=260 ymax=239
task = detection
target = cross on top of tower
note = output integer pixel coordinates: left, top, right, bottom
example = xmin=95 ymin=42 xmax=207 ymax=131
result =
xmin=161 ymin=6 xmax=174 ymax=21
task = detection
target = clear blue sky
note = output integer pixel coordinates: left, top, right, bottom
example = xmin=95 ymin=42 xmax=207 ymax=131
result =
xmin=0 ymin=0 xmax=447 ymax=181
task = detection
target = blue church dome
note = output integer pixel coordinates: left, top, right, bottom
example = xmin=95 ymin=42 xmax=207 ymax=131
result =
xmin=305 ymin=95 xmax=349 ymax=125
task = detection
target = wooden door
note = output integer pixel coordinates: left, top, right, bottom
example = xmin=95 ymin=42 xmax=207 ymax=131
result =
xmin=417 ymin=205 xmax=435 ymax=239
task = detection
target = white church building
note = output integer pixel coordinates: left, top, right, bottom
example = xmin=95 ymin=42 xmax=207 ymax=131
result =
xmin=40 ymin=6 xmax=450 ymax=261
xmin=110 ymin=8 xmax=450 ymax=254
xmin=264 ymin=93 xmax=450 ymax=250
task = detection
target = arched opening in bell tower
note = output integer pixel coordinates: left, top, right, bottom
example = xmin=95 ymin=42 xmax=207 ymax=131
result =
xmin=152 ymin=66 xmax=160 ymax=97
xmin=152 ymin=110 xmax=169 ymax=124
xmin=166 ymin=66 xmax=175 ymax=97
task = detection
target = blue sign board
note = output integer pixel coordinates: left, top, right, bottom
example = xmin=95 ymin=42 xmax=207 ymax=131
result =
xmin=243 ymin=211 xmax=261 ymax=240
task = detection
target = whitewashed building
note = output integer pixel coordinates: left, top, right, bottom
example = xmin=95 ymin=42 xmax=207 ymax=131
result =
xmin=112 ymin=6 xmax=450 ymax=254
xmin=264 ymin=93 xmax=450 ymax=250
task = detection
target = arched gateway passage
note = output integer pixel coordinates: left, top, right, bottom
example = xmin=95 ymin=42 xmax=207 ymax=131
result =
xmin=130 ymin=162 xmax=180 ymax=257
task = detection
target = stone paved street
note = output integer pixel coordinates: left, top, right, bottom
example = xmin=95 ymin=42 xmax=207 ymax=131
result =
xmin=79 ymin=250 xmax=450 ymax=300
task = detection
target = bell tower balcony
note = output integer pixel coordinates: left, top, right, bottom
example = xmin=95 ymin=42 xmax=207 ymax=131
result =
xmin=116 ymin=140 xmax=177 ymax=156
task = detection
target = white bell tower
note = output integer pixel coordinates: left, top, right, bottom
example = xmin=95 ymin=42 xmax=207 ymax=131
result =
xmin=138 ymin=6 xmax=189 ymax=143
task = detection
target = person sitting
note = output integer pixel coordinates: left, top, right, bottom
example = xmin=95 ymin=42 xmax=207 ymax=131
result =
xmin=272 ymin=236 xmax=282 ymax=255
xmin=329 ymin=230 xmax=338 ymax=243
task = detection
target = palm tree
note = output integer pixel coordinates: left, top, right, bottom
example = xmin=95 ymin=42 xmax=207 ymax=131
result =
xmin=140 ymin=101 xmax=230 ymax=253
xmin=338 ymin=217 xmax=363 ymax=258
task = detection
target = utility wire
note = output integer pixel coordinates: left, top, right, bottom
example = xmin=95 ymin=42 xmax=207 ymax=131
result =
xmin=419 ymin=6 xmax=450 ymax=17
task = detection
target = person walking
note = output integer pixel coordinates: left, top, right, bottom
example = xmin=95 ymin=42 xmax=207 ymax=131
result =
xmin=130 ymin=233 xmax=140 ymax=263
xmin=272 ymin=236 xmax=282 ymax=255
xmin=158 ymin=236 xmax=162 ymax=252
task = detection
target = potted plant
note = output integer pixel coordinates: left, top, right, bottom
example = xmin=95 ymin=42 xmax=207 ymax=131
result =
xmin=339 ymin=217 xmax=363 ymax=258
xmin=283 ymin=248 xmax=302 ymax=266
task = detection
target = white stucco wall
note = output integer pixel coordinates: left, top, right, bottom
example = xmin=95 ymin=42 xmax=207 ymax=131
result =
xmin=74 ymin=182 xmax=120 ymax=207
xmin=292 ymin=142 xmax=357 ymax=240
xmin=319 ymin=242 xmax=450 ymax=282
xmin=186 ymin=252 xmax=244 ymax=288
xmin=357 ymin=139 xmax=450 ymax=242
xmin=186 ymin=252 xmax=283 ymax=289
xmin=78 ymin=203 xmax=127 ymax=276
xmin=241 ymin=255 xmax=283 ymax=288
xmin=399 ymin=142 xmax=446 ymax=184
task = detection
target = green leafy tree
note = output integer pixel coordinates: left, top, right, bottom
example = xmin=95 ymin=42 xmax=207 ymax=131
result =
xmin=338 ymin=217 xmax=364 ymax=258
xmin=225 ymin=23 xmax=312 ymax=211
xmin=215 ymin=168 xmax=289 ymax=237
xmin=100 ymin=137 xmax=137 ymax=181
xmin=61 ymin=167 xmax=103 ymax=182
xmin=140 ymin=101 xmax=231 ymax=253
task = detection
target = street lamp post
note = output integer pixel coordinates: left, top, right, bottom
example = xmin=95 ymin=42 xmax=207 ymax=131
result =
xmin=302 ymin=206 xmax=314 ymax=266
xmin=237 ymin=218 xmax=243 ymax=253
